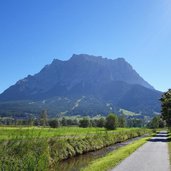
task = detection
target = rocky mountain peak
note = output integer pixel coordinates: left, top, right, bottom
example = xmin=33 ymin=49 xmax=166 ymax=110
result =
xmin=0 ymin=54 xmax=161 ymax=116
xmin=0 ymin=54 xmax=154 ymax=101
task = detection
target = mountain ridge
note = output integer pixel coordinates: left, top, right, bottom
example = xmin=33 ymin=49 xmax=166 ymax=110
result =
xmin=0 ymin=54 xmax=161 ymax=117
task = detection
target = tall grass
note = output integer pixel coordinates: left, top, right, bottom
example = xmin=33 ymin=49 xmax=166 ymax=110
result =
xmin=0 ymin=127 xmax=152 ymax=170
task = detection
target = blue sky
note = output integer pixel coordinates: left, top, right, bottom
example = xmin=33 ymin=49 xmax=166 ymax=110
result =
xmin=0 ymin=0 xmax=171 ymax=93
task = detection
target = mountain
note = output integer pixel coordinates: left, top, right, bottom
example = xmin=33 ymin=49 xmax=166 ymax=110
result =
xmin=0 ymin=54 xmax=162 ymax=117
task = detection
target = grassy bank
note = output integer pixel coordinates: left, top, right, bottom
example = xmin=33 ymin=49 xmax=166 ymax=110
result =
xmin=0 ymin=127 xmax=152 ymax=170
xmin=82 ymin=136 xmax=151 ymax=171
xmin=168 ymin=131 xmax=171 ymax=165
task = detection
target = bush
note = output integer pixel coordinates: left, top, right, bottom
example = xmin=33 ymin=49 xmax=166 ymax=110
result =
xmin=79 ymin=117 xmax=90 ymax=128
xmin=118 ymin=115 xmax=126 ymax=128
xmin=61 ymin=117 xmax=67 ymax=126
xmin=105 ymin=113 xmax=118 ymax=130
xmin=97 ymin=118 xmax=105 ymax=128
xmin=48 ymin=119 xmax=60 ymax=128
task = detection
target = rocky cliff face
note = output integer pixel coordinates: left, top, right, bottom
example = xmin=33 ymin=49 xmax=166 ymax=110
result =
xmin=0 ymin=54 xmax=153 ymax=101
xmin=0 ymin=54 xmax=161 ymax=116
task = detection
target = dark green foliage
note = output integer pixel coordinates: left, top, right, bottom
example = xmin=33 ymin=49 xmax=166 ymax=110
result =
xmin=159 ymin=118 xmax=165 ymax=128
xmin=118 ymin=115 xmax=126 ymax=128
xmin=148 ymin=116 xmax=159 ymax=129
xmin=61 ymin=117 xmax=67 ymax=126
xmin=160 ymin=89 xmax=171 ymax=127
xmin=127 ymin=118 xmax=144 ymax=127
xmin=105 ymin=113 xmax=118 ymax=130
xmin=96 ymin=118 xmax=105 ymax=128
xmin=79 ymin=117 xmax=90 ymax=128
xmin=90 ymin=119 xmax=97 ymax=127
xmin=65 ymin=118 xmax=79 ymax=126
xmin=147 ymin=116 xmax=165 ymax=129
xmin=39 ymin=110 xmax=48 ymax=126
xmin=28 ymin=114 xmax=34 ymax=126
xmin=48 ymin=119 xmax=60 ymax=128
xmin=89 ymin=118 xmax=105 ymax=127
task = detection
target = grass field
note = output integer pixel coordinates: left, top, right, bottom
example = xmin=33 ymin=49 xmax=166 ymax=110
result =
xmin=0 ymin=126 xmax=143 ymax=140
xmin=0 ymin=126 xmax=103 ymax=139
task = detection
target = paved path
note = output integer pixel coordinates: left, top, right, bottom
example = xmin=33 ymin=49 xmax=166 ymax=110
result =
xmin=111 ymin=131 xmax=170 ymax=171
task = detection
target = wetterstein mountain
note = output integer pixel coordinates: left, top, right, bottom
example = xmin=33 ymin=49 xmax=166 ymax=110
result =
xmin=0 ymin=54 xmax=162 ymax=117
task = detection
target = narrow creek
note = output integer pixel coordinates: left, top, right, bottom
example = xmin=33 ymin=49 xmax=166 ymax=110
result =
xmin=54 ymin=136 xmax=144 ymax=171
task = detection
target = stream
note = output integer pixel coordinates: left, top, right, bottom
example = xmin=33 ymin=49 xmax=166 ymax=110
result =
xmin=55 ymin=136 xmax=145 ymax=171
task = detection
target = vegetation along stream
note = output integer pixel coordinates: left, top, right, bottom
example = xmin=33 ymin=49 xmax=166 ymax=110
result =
xmin=55 ymin=136 xmax=145 ymax=171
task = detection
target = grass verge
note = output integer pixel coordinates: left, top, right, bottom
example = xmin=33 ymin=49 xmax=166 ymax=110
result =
xmin=82 ymin=136 xmax=151 ymax=171
xmin=167 ymin=131 xmax=171 ymax=164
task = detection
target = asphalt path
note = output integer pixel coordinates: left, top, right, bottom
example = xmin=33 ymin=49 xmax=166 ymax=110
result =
xmin=111 ymin=131 xmax=170 ymax=171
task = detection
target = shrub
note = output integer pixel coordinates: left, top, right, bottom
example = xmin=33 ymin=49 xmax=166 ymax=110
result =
xmin=97 ymin=118 xmax=105 ymax=128
xmin=105 ymin=113 xmax=118 ymax=130
xmin=79 ymin=117 xmax=90 ymax=128
xmin=48 ymin=119 xmax=60 ymax=128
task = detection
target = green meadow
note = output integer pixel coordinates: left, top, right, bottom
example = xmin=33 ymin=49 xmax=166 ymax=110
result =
xmin=0 ymin=126 xmax=142 ymax=140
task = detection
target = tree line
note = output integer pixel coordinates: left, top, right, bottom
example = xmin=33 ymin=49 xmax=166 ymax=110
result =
xmin=3 ymin=91 xmax=171 ymax=131
xmin=0 ymin=110 xmax=148 ymax=130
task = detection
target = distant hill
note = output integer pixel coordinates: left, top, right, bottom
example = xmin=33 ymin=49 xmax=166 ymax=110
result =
xmin=0 ymin=54 xmax=162 ymax=117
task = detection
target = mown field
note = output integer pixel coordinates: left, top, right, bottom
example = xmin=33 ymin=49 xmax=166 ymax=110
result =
xmin=0 ymin=126 xmax=152 ymax=171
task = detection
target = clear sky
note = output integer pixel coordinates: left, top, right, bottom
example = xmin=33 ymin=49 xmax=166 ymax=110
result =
xmin=0 ymin=0 xmax=171 ymax=93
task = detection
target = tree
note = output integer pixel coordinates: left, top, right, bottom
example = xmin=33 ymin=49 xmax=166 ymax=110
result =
xmin=105 ymin=113 xmax=118 ymax=130
xmin=148 ymin=116 xmax=160 ymax=129
xmin=127 ymin=118 xmax=144 ymax=128
xmin=147 ymin=116 xmax=165 ymax=129
xmin=159 ymin=118 xmax=165 ymax=128
xmin=79 ymin=117 xmax=90 ymax=128
xmin=28 ymin=114 xmax=34 ymax=126
xmin=40 ymin=110 xmax=48 ymax=126
xmin=49 ymin=119 xmax=60 ymax=128
xmin=118 ymin=115 xmax=126 ymax=128
xmin=160 ymin=89 xmax=171 ymax=127
xmin=90 ymin=119 xmax=97 ymax=127
xmin=61 ymin=117 xmax=67 ymax=126
xmin=96 ymin=118 xmax=105 ymax=127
